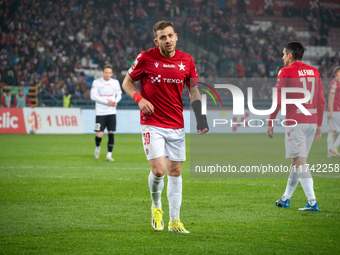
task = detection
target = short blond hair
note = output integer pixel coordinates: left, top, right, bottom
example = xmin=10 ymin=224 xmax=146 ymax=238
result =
xmin=153 ymin=20 xmax=175 ymax=38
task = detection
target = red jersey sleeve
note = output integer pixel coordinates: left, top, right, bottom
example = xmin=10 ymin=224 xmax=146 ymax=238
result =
xmin=128 ymin=52 xmax=145 ymax=81
xmin=1 ymin=96 xmax=7 ymax=107
xmin=186 ymin=56 xmax=199 ymax=87
xmin=26 ymin=95 xmax=34 ymax=108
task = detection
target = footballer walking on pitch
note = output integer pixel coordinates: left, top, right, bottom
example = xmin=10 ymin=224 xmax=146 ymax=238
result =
xmin=267 ymin=41 xmax=325 ymax=212
xmin=326 ymin=66 xmax=340 ymax=157
xmin=91 ymin=64 xmax=122 ymax=161
xmin=122 ymin=21 xmax=208 ymax=233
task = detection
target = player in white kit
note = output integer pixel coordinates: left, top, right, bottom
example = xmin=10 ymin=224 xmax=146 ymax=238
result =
xmin=91 ymin=64 xmax=122 ymax=161
xmin=122 ymin=21 xmax=208 ymax=233
xmin=327 ymin=66 xmax=340 ymax=157
xmin=267 ymin=42 xmax=325 ymax=212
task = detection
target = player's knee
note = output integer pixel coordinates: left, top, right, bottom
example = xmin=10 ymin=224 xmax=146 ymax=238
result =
xmin=330 ymin=130 xmax=336 ymax=134
xmin=96 ymin=131 xmax=104 ymax=138
xmin=152 ymin=169 xmax=166 ymax=177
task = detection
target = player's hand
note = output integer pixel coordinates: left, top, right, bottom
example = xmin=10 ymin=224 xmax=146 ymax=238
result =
xmin=198 ymin=128 xmax=208 ymax=135
xmin=197 ymin=115 xmax=209 ymax=135
xmin=327 ymin=112 xmax=332 ymax=119
xmin=267 ymin=126 xmax=274 ymax=139
xmin=139 ymin=98 xmax=154 ymax=115
xmin=314 ymin=126 xmax=322 ymax=141
xmin=107 ymin=99 xmax=117 ymax=107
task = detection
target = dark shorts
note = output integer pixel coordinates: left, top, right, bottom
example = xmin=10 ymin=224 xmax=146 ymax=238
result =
xmin=94 ymin=114 xmax=116 ymax=132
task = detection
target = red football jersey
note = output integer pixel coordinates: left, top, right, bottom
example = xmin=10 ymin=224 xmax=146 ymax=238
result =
xmin=128 ymin=47 xmax=199 ymax=129
xmin=269 ymin=62 xmax=325 ymax=126
xmin=327 ymin=78 xmax=340 ymax=112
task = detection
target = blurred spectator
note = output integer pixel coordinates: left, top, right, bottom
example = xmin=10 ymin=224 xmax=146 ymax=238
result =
xmin=13 ymin=87 xmax=33 ymax=108
xmin=1 ymin=87 xmax=13 ymax=107
xmin=236 ymin=59 xmax=245 ymax=78
xmin=319 ymin=35 xmax=328 ymax=46
xmin=4 ymin=70 xmax=17 ymax=85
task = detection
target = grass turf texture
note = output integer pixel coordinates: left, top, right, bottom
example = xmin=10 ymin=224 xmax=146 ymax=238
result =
xmin=0 ymin=134 xmax=339 ymax=254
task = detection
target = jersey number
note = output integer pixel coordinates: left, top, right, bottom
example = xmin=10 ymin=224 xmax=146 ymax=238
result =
xmin=300 ymin=77 xmax=315 ymax=104
xmin=143 ymin=132 xmax=150 ymax=145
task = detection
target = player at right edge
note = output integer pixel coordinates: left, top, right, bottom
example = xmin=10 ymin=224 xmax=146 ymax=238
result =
xmin=267 ymin=41 xmax=325 ymax=212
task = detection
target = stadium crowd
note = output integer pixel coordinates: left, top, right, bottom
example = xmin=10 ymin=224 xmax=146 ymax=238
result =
xmin=0 ymin=0 xmax=339 ymax=105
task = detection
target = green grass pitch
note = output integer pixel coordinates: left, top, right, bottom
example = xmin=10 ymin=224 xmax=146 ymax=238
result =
xmin=0 ymin=133 xmax=339 ymax=254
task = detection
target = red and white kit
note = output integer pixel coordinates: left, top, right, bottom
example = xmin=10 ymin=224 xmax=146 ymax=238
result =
xmin=270 ymin=62 xmax=325 ymax=126
xmin=128 ymin=46 xmax=199 ymax=129
xmin=270 ymin=62 xmax=326 ymax=158
xmin=91 ymin=77 xmax=122 ymax=116
xmin=327 ymin=78 xmax=340 ymax=132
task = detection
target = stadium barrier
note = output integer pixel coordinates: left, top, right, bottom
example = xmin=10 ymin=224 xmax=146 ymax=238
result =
xmin=0 ymin=107 xmax=83 ymax=134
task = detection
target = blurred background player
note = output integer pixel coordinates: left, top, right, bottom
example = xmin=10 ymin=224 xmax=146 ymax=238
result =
xmin=1 ymin=87 xmax=13 ymax=107
xmin=267 ymin=41 xmax=325 ymax=212
xmin=122 ymin=20 xmax=208 ymax=234
xmin=326 ymin=66 xmax=340 ymax=157
xmin=13 ymin=88 xmax=34 ymax=108
xmin=90 ymin=64 xmax=122 ymax=161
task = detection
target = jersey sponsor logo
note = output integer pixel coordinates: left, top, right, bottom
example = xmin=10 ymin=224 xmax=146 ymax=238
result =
xmin=155 ymin=62 xmax=159 ymax=68
xmin=178 ymin=62 xmax=186 ymax=71
xmin=163 ymin=78 xmax=184 ymax=83
xmin=163 ymin=64 xmax=175 ymax=68
xmin=150 ymin=75 xmax=184 ymax=84
xmin=151 ymin=75 xmax=162 ymax=83
xmin=298 ymin=70 xmax=315 ymax=76
xmin=100 ymin=94 xmax=113 ymax=97
xmin=297 ymin=108 xmax=317 ymax=114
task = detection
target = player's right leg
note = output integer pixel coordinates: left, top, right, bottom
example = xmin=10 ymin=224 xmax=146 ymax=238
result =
xmin=149 ymin=157 xmax=166 ymax=231
xmin=276 ymin=161 xmax=298 ymax=208
xmin=141 ymin=125 xmax=166 ymax=231
xmin=94 ymin=116 xmax=105 ymax=159
xmin=94 ymin=131 xmax=103 ymax=159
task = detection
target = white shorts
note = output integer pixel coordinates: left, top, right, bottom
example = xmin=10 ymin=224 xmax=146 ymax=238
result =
xmin=285 ymin=124 xmax=317 ymax=158
xmin=327 ymin=112 xmax=340 ymax=133
xmin=140 ymin=125 xmax=186 ymax=162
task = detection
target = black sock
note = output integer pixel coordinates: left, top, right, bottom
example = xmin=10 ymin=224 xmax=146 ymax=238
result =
xmin=95 ymin=136 xmax=102 ymax=147
xmin=108 ymin=133 xmax=114 ymax=152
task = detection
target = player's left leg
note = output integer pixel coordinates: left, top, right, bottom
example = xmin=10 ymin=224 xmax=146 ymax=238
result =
xmin=166 ymin=159 xmax=189 ymax=233
xmin=296 ymin=125 xmax=319 ymax=212
xmin=106 ymin=131 xmax=114 ymax=161
xmin=164 ymin=128 xmax=189 ymax=233
xmin=106 ymin=115 xmax=116 ymax=161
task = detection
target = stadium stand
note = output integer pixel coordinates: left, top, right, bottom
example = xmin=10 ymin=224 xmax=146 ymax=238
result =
xmin=0 ymin=0 xmax=339 ymax=109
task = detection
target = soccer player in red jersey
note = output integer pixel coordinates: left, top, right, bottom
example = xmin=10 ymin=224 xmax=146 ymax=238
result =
xmin=122 ymin=21 xmax=208 ymax=233
xmin=267 ymin=41 xmax=325 ymax=212
xmin=327 ymin=66 xmax=340 ymax=157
